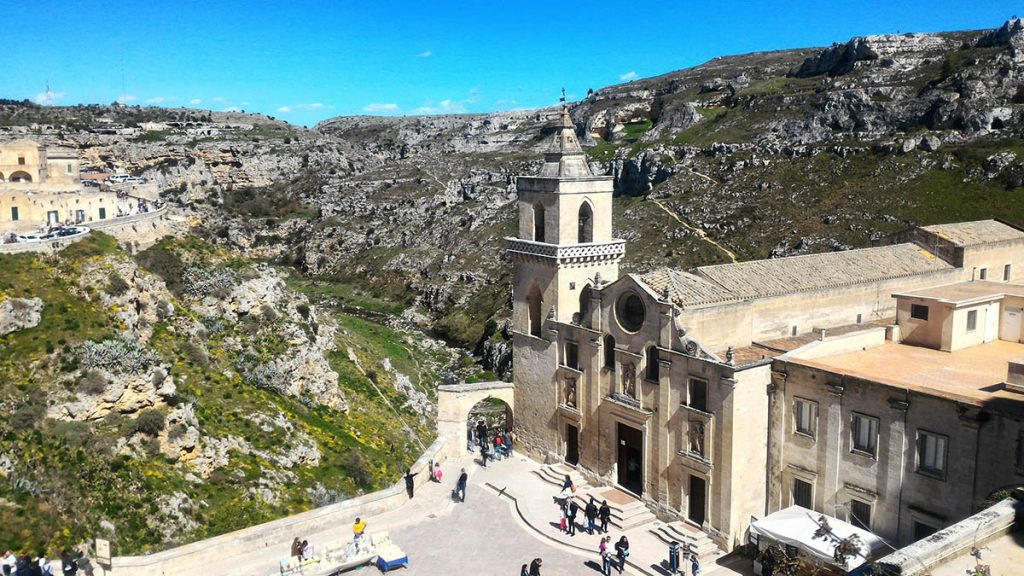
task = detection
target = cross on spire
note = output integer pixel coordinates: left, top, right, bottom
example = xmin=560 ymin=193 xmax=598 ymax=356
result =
xmin=559 ymin=87 xmax=566 ymax=103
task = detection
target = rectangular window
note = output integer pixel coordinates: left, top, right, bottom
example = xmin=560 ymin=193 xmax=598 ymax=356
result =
xmin=852 ymin=413 xmax=878 ymax=456
xmin=10 ymin=207 xmax=18 ymax=221
xmin=67 ymin=163 xmax=73 ymax=174
xmin=794 ymin=398 xmax=816 ymax=437
xmin=98 ymin=207 xmax=106 ymax=220
xmin=1006 ymin=264 xmax=1013 ymax=282
xmin=17 ymin=156 xmax=25 ymax=165
xmin=913 ymin=521 xmax=939 ymax=541
xmin=793 ymin=478 xmax=812 ymax=509
xmin=564 ymin=342 xmax=578 ymax=370
xmin=688 ymin=378 xmax=708 ymax=412
xmin=979 ymin=268 xmax=988 ymax=280
xmin=850 ymin=500 xmax=872 ymax=531
xmin=856 ymin=313 xmax=862 ymax=324
xmin=910 ymin=304 xmax=929 ymax=321
xmin=966 ymin=310 xmax=978 ymax=332
xmin=791 ymin=326 xmax=797 ymax=336
xmin=918 ymin=431 xmax=947 ymax=477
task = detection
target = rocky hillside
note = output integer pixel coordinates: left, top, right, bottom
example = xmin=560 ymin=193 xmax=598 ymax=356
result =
xmin=0 ymin=233 xmax=456 ymax=554
xmin=5 ymin=19 xmax=1024 ymax=393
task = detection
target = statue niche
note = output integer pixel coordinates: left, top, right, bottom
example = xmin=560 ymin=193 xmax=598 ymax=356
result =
xmin=621 ymin=362 xmax=637 ymax=398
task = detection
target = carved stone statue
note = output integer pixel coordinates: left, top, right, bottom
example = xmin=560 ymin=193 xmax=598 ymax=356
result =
xmin=564 ymin=378 xmax=577 ymax=407
xmin=621 ymin=363 xmax=637 ymax=398
xmin=689 ymin=420 xmax=706 ymax=457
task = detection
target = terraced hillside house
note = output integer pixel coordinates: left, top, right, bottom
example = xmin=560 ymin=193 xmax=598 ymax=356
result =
xmin=505 ymin=110 xmax=1024 ymax=552
xmin=0 ymin=139 xmax=117 ymax=232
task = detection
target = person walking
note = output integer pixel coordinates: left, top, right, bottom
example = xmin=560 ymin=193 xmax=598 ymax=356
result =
xmin=567 ymin=499 xmax=579 ymax=536
xmin=456 ymin=468 xmax=468 ymax=502
xmin=403 ymin=468 xmax=418 ymax=499
xmin=528 ymin=557 xmax=543 ymax=576
xmin=599 ymin=537 xmax=612 ymax=576
xmin=690 ymin=553 xmax=701 ymax=576
xmin=561 ymin=474 xmax=573 ymax=491
xmin=599 ymin=500 xmax=611 ymax=533
xmin=559 ymin=500 xmax=568 ymax=532
xmin=585 ymin=497 xmax=598 ymax=535
xmin=520 ymin=564 xmax=529 ymax=576
xmin=480 ymin=441 xmax=489 ymax=468
xmin=614 ymin=536 xmax=630 ymax=574
xmin=2 ymin=551 xmax=15 ymax=576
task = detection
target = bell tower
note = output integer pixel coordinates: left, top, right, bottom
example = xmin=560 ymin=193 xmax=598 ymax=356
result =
xmin=507 ymin=102 xmax=624 ymax=333
xmin=507 ymin=100 xmax=625 ymax=453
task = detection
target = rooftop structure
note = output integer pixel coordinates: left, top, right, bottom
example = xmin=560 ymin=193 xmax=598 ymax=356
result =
xmin=920 ymin=219 xmax=1024 ymax=247
xmin=791 ymin=339 xmax=1024 ymax=412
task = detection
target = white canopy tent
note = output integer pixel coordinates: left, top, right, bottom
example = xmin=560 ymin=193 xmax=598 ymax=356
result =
xmin=749 ymin=506 xmax=888 ymax=573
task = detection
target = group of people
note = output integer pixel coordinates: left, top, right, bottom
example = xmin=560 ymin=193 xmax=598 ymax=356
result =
xmin=470 ymin=420 xmax=513 ymax=468
xmin=288 ymin=537 xmax=314 ymax=562
xmin=555 ymin=475 xmax=611 ymax=536
xmin=0 ymin=551 xmax=78 ymax=576
xmin=519 ymin=557 xmax=543 ymax=576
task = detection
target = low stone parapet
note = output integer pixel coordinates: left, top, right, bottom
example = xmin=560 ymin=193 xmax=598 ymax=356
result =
xmin=104 ymin=437 xmax=445 ymax=576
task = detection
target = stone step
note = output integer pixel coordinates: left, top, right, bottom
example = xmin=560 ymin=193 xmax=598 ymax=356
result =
xmin=647 ymin=522 xmax=723 ymax=560
xmin=570 ymin=492 xmax=655 ymax=530
xmin=534 ymin=464 xmax=589 ymax=490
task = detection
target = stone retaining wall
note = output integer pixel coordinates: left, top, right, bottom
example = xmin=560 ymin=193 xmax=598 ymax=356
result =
xmin=102 ymin=437 xmax=446 ymax=576
xmin=0 ymin=206 xmax=174 ymax=255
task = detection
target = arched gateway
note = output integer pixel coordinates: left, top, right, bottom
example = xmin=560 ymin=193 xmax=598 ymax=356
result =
xmin=437 ymin=381 xmax=514 ymax=459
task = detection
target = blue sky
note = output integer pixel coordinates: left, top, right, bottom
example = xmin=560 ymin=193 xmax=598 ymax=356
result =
xmin=0 ymin=1 xmax=1018 ymax=126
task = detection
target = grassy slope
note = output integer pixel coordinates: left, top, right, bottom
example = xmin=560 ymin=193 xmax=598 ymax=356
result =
xmin=0 ymin=234 xmax=437 ymax=555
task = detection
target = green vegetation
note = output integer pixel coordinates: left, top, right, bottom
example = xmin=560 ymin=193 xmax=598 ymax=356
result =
xmin=134 ymin=130 xmax=171 ymax=143
xmin=0 ymin=235 xmax=437 ymax=555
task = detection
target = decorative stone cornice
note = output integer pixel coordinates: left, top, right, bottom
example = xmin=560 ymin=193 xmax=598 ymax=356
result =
xmin=506 ymin=237 xmax=626 ymax=264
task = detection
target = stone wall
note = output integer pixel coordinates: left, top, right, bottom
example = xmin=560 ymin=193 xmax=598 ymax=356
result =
xmin=102 ymin=438 xmax=446 ymax=576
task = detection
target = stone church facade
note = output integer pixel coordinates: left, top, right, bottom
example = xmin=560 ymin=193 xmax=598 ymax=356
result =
xmin=508 ymin=108 xmax=1024 ymax=551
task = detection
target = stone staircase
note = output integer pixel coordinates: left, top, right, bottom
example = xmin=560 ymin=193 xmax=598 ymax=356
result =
xmin=647 ymin=520 xmax=723 ymax=563
xmin=534 ymin=464 xmax=656 ymax=530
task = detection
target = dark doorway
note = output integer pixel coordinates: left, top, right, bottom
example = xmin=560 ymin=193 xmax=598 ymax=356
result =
xmin=617 ymin=423 xmax=643 ymax=496
xmin=688 ymin=475 xmax=706 ymax=526
xmin=566 ymin=424 xmax=579 ymax=466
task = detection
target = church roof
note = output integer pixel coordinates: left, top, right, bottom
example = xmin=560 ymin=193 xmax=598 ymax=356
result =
xmin=536 ymin=104 xmax=594 ymax=179
xmin=640 ymin=243 xmax=954 ymax=308
xmin=920 ymin=219 xmax=1024 ymax=247
xmin=638 ymin=269 xmax=741 ymax=307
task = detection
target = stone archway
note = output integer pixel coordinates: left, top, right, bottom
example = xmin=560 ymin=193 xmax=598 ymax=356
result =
xmin=437 ymin=381 xmax=514 ymax=459
xmin=9 ymin=171 xmax=31 ymax=183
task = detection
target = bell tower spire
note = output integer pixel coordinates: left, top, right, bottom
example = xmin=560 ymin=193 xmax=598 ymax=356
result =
xmin=506 ymin=93 xmax=625 ymax=330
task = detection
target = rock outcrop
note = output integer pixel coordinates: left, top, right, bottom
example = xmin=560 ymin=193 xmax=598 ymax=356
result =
xmin=0 ymin=297 xmax=42 ymax=336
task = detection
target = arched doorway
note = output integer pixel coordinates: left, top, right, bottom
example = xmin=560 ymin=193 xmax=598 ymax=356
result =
xmin=436 ymin=381 xmax=514 ymax=459
xmin=9 ymin=171 xmax=31 ymax=183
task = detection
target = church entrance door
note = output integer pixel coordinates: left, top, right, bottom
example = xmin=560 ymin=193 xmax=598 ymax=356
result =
xmin=688 ymin=475 xmax=706 ymax=526
xmin=617 ymin=423 xmax=643 ymax=496
xmin=565 ymin=423 xmax=579 ymax=466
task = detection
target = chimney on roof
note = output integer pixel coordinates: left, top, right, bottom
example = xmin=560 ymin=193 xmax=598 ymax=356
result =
xmin=1006 ymin=359 xmax=1024 ymax=394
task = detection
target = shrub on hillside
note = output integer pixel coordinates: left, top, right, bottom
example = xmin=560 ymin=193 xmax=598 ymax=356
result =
xmin=77 ymin=369 xmax=108 ymax=395
xmin=105 ymin=272 xmax=130 ymax=297
xmin=182 ymin=266 xmax=236 ymax=299
xmin=135 ymin=247 xmax=185 ymax=295
xmin=79 ymin=338 xmax=161 ymax=374
xmin=135 ymin=409 xmax=166 ymax=436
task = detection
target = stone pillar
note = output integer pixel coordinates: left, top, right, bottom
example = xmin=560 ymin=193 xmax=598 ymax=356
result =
xmin=821 ymin=380 xmax=846 ymax=512
xmin=767 ymin=370 xmax=786 ymax=512
xmin=655 ymin=357 xmax=673 ymax=505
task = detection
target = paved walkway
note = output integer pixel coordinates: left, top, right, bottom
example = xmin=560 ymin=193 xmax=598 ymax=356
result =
xmin=240 ymin=452 xmax=753 ymax=576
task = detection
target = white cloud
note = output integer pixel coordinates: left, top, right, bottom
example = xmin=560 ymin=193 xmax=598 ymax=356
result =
xmin=117 ymin=94 xmax=138 ymax=103
xmin=145 ymin=96 xmax=177 ymax=104
xmin=277 ymin=106 xmax=293 ymax=113
xmin=413 ymin=98 xmax=467 ymax=115
xmin=362 ymin=102 xmax=399 ymax=113
xmin=221 ymin=106 xmax=241 ymax=112
xmin=619 ymin=71 xmax=638 ymax=82
xmin=189 ymin=98 xmax=203 ymax=105
xmin=418 ymin=50 xmax=433 ymax=58
xmin=34 ymin=91 xmax=65 ymax=105
xmin=211 ymin=96 xmax=225 ymax=103
xmin=241 ymin=101 xmax=251 ymax=106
